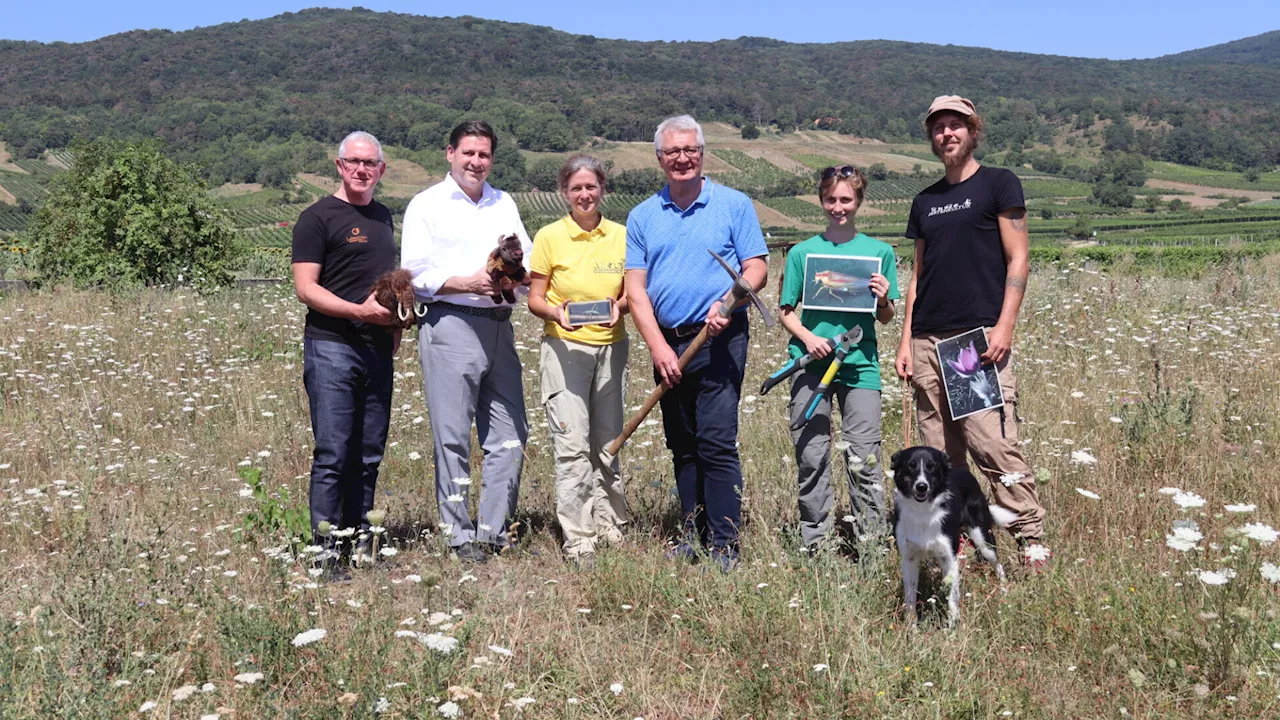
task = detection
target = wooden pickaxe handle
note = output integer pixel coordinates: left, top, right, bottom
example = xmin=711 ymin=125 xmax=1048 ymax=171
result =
xmin=605 ymin=296 xmax=746 ymax=458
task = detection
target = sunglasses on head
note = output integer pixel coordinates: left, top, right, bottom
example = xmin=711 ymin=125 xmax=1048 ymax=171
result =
xmin=821 ymin=165 xmax=858 ymax=180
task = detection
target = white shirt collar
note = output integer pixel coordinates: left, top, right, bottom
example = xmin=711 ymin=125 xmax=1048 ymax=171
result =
xmin=444 ymin=172 xmax=498 ymax=207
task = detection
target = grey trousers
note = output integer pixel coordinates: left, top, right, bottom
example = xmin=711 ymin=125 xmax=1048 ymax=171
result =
xmin=789 ymin=373 xmax=885 ymax=548
xmin=418 ymin=304 xmax=528 ymax=548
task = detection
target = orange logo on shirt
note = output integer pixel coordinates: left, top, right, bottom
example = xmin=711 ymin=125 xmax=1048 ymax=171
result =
xmin=348 ymin=227 xmax=368 ymax=243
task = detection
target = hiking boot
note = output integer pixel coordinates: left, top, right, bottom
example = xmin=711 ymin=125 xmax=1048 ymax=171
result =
xmin=572 ymin=552 xmax=597 ymax=571
xmin=665 ymin=541 xmax=699 ymax=562
xmin=709 ymin=549 xmax=739 ymax=574
xmin=453 ymin=542 xmax=489 ymax=564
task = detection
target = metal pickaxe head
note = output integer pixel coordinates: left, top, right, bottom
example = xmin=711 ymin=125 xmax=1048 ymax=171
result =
xmin=707 ymin=249 xmax=776 ymax=327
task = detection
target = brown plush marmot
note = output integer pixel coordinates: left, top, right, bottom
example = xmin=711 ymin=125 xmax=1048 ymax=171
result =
xmin=371 ymin=268 xmax=419 ymax=329
xmin=485 ymin=234 xmax=526 ymax=304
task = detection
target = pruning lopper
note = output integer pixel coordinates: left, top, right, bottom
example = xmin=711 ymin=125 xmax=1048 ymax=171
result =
xmin=760 ymin=326 xmax=864 ymax=397
xmin=776 ymin=327 xmax=865 ymax=431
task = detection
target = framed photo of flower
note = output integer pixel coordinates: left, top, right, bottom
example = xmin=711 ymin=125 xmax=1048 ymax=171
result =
xmin=801 ymin=254 xmax=880 ymax=313
xmin=565 ymin=299 xmax=612 ymax=326
xmin=935 ymin=328 xmax=1005 ymax=421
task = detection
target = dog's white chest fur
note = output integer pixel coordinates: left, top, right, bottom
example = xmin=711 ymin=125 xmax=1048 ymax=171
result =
xmin=894 ymin=491 xmax=951 ymax=562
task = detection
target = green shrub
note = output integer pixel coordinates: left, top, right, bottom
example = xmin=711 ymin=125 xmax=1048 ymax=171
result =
xmin=26 ymin=139 xmax=246 ymax=289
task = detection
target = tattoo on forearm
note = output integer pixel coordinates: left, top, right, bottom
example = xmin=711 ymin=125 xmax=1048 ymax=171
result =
xmin=1006 ymin=274 xmax=1027 ymax=290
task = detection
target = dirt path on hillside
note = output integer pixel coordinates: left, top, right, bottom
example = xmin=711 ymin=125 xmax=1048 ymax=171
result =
xmin=1147 ymin=179 xmax=1278 ymax=208
xmin=0 ymin=185 xmax=16 ymax=206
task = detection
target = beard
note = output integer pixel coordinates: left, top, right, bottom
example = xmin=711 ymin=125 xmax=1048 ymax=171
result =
xmin=931 ymin=134 xmax=978 ymax=168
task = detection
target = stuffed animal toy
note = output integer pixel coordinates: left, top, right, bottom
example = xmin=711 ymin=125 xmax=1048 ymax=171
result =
xmin=485 ymin=234 xmax=526 ymax=304
xmin=371 ymin=268 xmax=422 ymax=329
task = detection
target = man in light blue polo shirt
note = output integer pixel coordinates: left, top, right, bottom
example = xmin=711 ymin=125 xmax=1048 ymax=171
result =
xmin=625 ymin=114 xmax=768 ymax=571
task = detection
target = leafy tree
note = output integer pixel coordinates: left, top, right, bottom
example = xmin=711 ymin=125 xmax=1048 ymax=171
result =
xmin=609 ymin=168 xmax=665 ymax=195
xmin=1091 ymin=180 xmax=1134 ymax=208
xmin=526 ymin=157 xmax=563 ymax=192
xmin=740 ymin=123 xmax=760 ymax=140
xmin=1244 ymin=168 xmax=1261 ymax=183
xmin=1040 ymin=207 xmax=1054 ymax=220
xmin=26 ymin=139 xmax=245 ymax=289
xmin=867 ymin=163 xmax=889 ymax=181
xmin=1143 ymin=194 xmax=1162 ymax=213
xmin=487 ymin=142 xmax=528 ymax=191
xmin=1066 ymin=218 xmax=1093 ymax=239
xmin=1167 ymin=198 xmax=1185 ymax=212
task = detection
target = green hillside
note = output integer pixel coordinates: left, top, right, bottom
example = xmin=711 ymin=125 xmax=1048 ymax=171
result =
xmin=0 ymin=8 xmax=1277 ymax=185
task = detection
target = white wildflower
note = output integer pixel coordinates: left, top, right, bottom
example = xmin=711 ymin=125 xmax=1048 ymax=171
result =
xmin=1166 ymin=526 xmax=1202 ymax=552
xmin=291 ymin=628 xmax=327 ymax=647
xmin=1198 ymin=569 xmax=1234 ymax=586
xmin=408 ymin=451 xmax=422 ymax=461
xmin=501 ymin=439 xmax=523 ymax=450
xmin=1224 ymin=503 xmax=1256 ymax=513
xmin=437 ymin=701 xmax=460 ymax=718
xmin=233 ymin=672 xmax=264 ymax=685
xmin=509 ymin=697 xmax=536 ymax=710
xmin=489 ymin=644 xmax=513 ymax=657
xmin=1173 ymin=491 xmax=1207 ymax=509
xmin=1240 ymin=523 xmax=1278 ymax=545
xmin=999 ymin=472 xmax=1024 ymax=487
xmin=1075 ymin=488 xmax=1101 ymax=500
xmin=1157 ymin=487 xmax=1182 ymax=495
xmin=609 ymin=682 xmax=624 ymax=695
xmin=172 ymin=684 xmax=198 ymax=701
xmin=1069 ymin=450 xmax=1097 ymax=465
xmin=423 ymin=633 xmax=459 ymax=654
xmin=813 ymin=663 xmax=829 ymax=673
xmin=139 ymin=700 xmax=157 ymax=713
xmin=1260 ymin=562 xmax=1280 ymax=584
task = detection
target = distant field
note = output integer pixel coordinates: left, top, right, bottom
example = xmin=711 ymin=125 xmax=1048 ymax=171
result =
xmin=1148 ymin=161 xmax=1280 ymax=192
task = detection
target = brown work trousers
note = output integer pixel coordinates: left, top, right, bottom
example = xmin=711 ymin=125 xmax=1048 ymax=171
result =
xmin=910 ymin=333 xmax=1046 ymax=542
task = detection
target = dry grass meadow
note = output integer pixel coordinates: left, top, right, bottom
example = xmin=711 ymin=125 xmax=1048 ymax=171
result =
xmin=3 ymin=256 xmax=1280 ymax=719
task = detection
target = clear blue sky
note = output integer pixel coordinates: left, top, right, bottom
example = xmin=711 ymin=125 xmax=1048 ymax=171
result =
xmin=3 ymin=1 xmax=1277 ymax=60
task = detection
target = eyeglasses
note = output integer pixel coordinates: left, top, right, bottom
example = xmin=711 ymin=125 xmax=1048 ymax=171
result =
xmin=821 ymin=165 xmax=858 ymax=180
xmin=338 ymin=157 xmax=382 ymax=170
xmin=660 ymin=147 xmax=703 ymax=160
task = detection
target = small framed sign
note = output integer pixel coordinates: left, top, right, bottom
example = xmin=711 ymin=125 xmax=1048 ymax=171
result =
xmin=935 ymin=327 xmax=1005 ymax=421
xmin=565 ymin=299 xmax=612 ymax=326
xmin=801 ymin=254 xmax=880 ymax=313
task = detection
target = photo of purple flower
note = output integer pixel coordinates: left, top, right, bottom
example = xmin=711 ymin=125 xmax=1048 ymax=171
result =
xmin=947 ymin=341 xmax=981 ymax=377
xmin=936 ymin=329 xmax=1005 ymax=421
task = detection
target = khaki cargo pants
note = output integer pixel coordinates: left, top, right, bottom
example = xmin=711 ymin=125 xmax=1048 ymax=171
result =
xmin=540 ymin=336 xmax=631 ymax=558
xmin=910 ymin=333 xmax=1045 ymax=542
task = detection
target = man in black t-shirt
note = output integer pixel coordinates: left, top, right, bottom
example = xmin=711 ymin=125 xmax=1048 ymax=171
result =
xmin=291 ymin=131 xmax=397 ymax=580
xmin=894 ymin=96 xmax=1050 ymax=572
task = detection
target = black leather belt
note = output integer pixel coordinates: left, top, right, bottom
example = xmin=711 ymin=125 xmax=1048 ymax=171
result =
xmin=661 ymin=321 xmax=705 ymax=340
xmin=436 ymin=303 xmax=513 ymax=322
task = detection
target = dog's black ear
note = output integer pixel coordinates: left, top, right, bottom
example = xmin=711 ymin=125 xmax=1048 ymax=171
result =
xmin=937 ymin=451 xmax=951 ymax=471
xmin=889 ymin=450 xmax=902 ymax=469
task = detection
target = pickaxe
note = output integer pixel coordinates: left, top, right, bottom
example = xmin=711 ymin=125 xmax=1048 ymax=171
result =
xmin=605 ymin=250 xmax=775 ymax=458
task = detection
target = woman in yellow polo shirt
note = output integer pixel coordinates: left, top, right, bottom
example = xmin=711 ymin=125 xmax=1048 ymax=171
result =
xmin=528 ymin=155 xmax=630 ymax=568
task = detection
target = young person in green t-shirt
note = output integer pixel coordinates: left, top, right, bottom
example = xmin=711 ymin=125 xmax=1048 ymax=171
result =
xmin=779 ymin=165 xmax=900 ymax=554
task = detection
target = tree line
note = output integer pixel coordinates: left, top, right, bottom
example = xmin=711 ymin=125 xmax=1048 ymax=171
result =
xmin=1 ymin=8 xmax=1279 ymax=182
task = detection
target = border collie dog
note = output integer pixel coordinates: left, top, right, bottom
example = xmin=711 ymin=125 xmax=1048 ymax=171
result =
xmin=889 ymin=446 xmax=1016 ymax=627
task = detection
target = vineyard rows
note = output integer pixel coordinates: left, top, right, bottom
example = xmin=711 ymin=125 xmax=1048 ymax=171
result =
xmin=0 ymin=172 xmax=49 ymax=204
xmin=513 ymin=193 xmax=648 ymax=225
xmin=227 ymin=204 xmax=311 ymax=227
xmin=0 ymin=205 xmax=29 ymax=233
xmin=760 ymin=197 xmax=826 ymax=224
xmin=241 ymin=227 xmax=293 ymax=248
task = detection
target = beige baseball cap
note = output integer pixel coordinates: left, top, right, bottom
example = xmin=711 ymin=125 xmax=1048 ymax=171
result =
xmin=925 ymin=95 xmax=976 ymax=121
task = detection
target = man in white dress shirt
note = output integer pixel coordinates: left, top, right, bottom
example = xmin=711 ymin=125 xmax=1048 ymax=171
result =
xmin=401 ymin=120 xmax=533 ymax=563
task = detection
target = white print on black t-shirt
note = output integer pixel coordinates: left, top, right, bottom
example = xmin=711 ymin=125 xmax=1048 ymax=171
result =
xmin=926 ymin=198 xmax=972 ymax=217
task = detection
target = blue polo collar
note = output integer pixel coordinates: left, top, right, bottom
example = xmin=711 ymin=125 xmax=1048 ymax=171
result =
xmin=659 ymin=178 xmax=713 ymax=213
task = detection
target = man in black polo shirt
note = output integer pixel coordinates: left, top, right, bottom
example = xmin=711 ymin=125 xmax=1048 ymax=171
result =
xmin=894 ymin=96 xmax=1050 ymax=572
xmin=292 ymin=130 xmax=397 ymax=580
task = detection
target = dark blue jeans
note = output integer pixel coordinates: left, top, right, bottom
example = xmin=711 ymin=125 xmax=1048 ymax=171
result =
xmin=656 ymin=313 xmax=749 ymax=555
xmin=303 ymin=337 xmax=393 ymax=537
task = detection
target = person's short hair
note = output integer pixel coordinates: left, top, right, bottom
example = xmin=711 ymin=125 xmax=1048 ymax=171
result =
xmin=654 ymin=115 xmax=705 ymax=152
xmin=557 ymin=154 xmax=608 ymax=193
xmin=338 ymin=131 xmax=383 ymax=162
xmin=925 ymin=111 xmax=984 ymax=146
xmin=817 ymin=165 xmax=868 ymax=204
xmin=448 ymin=120 xmax=498 ymax=154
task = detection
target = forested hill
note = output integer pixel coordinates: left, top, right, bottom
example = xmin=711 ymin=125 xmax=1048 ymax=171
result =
xmin=1 ymin=8 xmax=1277 ymax=181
